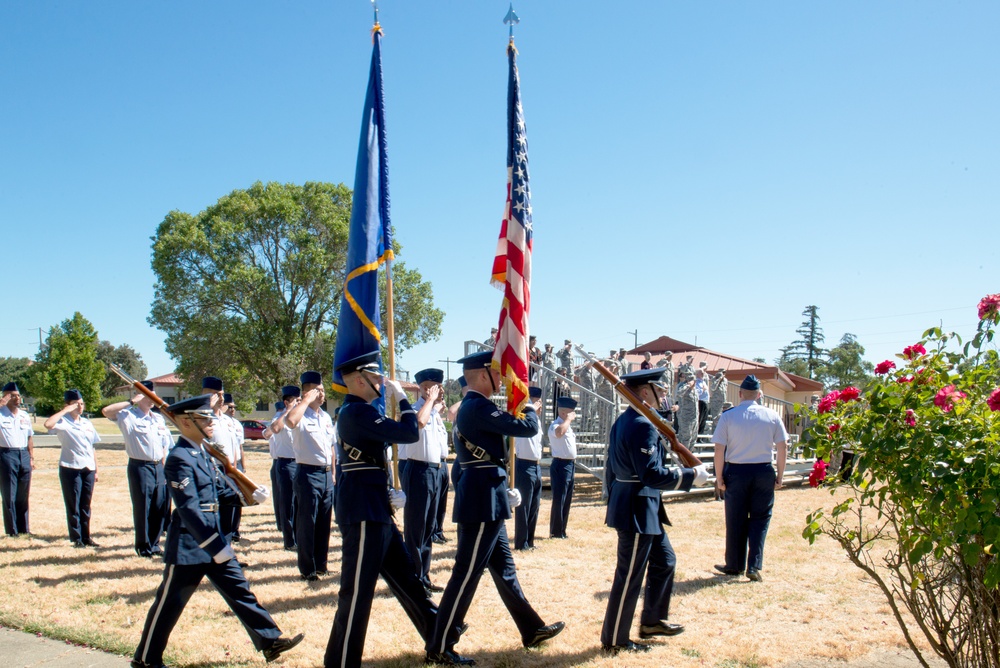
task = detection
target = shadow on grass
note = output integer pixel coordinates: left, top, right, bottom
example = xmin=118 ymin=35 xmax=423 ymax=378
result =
xmin=365 ymin=644 xmax=606 ymax=668
xmin=32 ymin=565 xmax=162 ymax=588
xmin=591 ymin=574 xmax=736 ymax=603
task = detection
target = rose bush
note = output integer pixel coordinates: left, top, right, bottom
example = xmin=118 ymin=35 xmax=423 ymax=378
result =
xmin=802 ymin=295 xmax=1000 ymax=668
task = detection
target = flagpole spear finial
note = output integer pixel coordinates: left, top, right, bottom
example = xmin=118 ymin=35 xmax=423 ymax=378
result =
xmin=371 ymin=0 xmax=380 ymax=30
xmin=503 ymin=2 xmax=519 ymax=43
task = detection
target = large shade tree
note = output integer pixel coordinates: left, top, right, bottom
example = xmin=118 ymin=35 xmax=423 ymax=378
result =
xmin=148 ymin=181 xmax=443 ymax=405
xmin=31 ymin=312 xmax=105 ymax=412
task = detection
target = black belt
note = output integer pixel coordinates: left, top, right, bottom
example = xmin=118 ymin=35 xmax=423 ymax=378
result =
xmin=517 ymin=458 xmax=539 ymax=464
xmin=456 ymin=432 xmax=507 ymax=469
xmin=277 ymin=457 xmax=296 ymax=462
xmin=726 ymin=462 xmax=772 ymax=466
xmin=408 ymin=460 xmax=440 ymax=469
xmin=128 ymin=457 xmax=158 ymax=463
xmin=552 ymin=457 xmax=575 ymax=462
xmin=299 ymin=463 xmax=332 ymax=472
xmin=0 ymin=447 xmax=28 ymax=451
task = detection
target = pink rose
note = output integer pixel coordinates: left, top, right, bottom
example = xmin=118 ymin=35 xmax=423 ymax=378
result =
xmin=933 ymin=385 xmax=967 ymax=413
xmin=987 ymin=389 xmax=1000 ymax=412
xmin=903 ymin=344 xmax=927 ymax=360
xmin=817 ymin=391 xmax=840 ymax=414
xmin=978 ymin=293 xmax=1000 ymax=321
xmin=839 ymin=386 xmax=860 ymax=402
xmin=896 ymin=375 xmax=914 ymax=384
xmin=829 ymin=424 xmax=841 ymax=434
xmin=875 ymin=360 xmax=896 ymax=375
xmin=904 ymin=409 xmax=916 ymax=427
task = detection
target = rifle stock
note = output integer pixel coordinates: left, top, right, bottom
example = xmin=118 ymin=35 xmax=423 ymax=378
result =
xmin=108 ymin=364 xmax=262 ymax=505
xmin=574 ymin=347 xmax=702 ymax=468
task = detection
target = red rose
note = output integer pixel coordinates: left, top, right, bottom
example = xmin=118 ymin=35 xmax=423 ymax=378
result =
xmin=896 ymin=375 xmax=914 ymax=384
xmin=978 ymin=293 xmax=1000 ymax=321
xmin=829 ymin=424 xmax=841 ymax=434
xmin=875 ymin=360 xmax=896 ymax=375
xmin=933 ymin=385 xmax=967 ymax=413
xmin=904 ymin=409 xmax=916 ymax=427
xmin=903 ymin=344 xmax=927 ymax=360
xmin=817 ymin=391 xmax=840 ymax=414
xmin=808 ymin=459 xmax=828 ymax=488
xmin=839 ymin=386 xmax=860 ymax=402
xmin=987 ymin=388 xmax=1000 ymax=412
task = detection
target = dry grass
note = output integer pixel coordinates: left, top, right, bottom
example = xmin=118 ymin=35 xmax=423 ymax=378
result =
xmin=0 ymin=437 xmax=938 ymax=667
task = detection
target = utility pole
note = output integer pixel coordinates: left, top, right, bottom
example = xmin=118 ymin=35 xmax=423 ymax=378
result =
xmin=627 ymin=329 xmax=638 ymax=350
xmin=437 ymin=357 xmax=455 ymax=385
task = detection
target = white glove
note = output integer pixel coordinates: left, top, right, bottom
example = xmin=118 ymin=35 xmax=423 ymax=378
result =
xmin=692 ymin=463 xmax=711 ymax=488
xmin=252 ymin=485 xmax=270 ymax=504
xmin=384 ymin=379 xmax=405 ymax=405
xmin=507 ymin=488 xmax=522 ymax=508
xmin=390 ymin=488 xmax=407 ymax=510
xmin=213 ymin=545 xmax=236 ymax=564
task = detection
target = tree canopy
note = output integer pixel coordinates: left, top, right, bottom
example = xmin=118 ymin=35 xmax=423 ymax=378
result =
xmin=148 ymin=181 xmax=443 ymax=405
xmin=777 ymin=305 xmax=826 ymax=379
xmin=819 ymin=333 xmax=873 ymax=390
xmin=95 ymin=341 xmax=148 ymax=397
xmin=0 ymin=357 xmax=33 ymax=393
xmin=31 ymin=312 xmax=105 ymax=411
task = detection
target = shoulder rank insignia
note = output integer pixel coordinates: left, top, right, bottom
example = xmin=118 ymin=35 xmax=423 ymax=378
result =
xmin=491 ymin=410 xmax=502 ymax=418
xmin=640 ymin=447 xmax=652 ymax=455
xmin=170 ymin=477 xmax=191 ymax=489
xmin=374 ymin=417 xmax=384 ymax=424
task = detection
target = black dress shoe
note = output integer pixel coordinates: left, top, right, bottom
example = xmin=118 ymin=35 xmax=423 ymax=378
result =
xmin=300 ymin=572 xmax=319 ymax=582
xmin=601 ymin=640 xmax=651 ymax=654
xmin=263 ymin=633 xmax=304 ymax=663
xmin=714 ymin=564 xmax=743 ymax=576
xmin=426 ymin=582 xmax=444 ymax=592
xmin=639 ymin=621 xmax=684 ymax=638
xmin=72 ymin=540 xmax=86 ymax=548
xmin=746 ymin=568 xmax=763 ymax=582
xmin=425 ymin=649 xmax=476 ymax=665
xmin=523 ymin=621 xmax=565 ymax=648
xmin=431 ymin=535 xmax=447 ymax=544
xmin=131 ymin=660 xmax=168 ymax=668
xmin=83 ymin=539 xmax=100 ymax=547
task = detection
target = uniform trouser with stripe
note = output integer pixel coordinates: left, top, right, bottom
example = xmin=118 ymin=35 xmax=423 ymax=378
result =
xmin=0 ymin=448 xmax=31 ymax=536
xmin=640 ymin=530 xmax=677 ymax=626
xmin=513 ymin=459 xmax=541 ymax=549
xmin=222 ymin=462 xmax=244 ymax=540
xmin=549 ymin=458 xmax=575 ymax=538
xmin=294 ymin=465 xmax=334 ymax=576
xmin=402 ymin=461 xmax=441 ymax=586
xmin=324 ymin=520 xmax=437 ymax=668
xmin=722 ymin=462 xmax=775 ymax=572
xmin=427 ymin=520 xmax=544 ymax=654
xmin=432 ymin=462 xmax=449 ymax=540
xmin=59 ymin=466 xmax=95 ymax=544
xmin=127 ymin=459 xmax=169 ymax=556
xmin=270 ymin=458 xmax=298 ymax=549
xmin=601 ymin=529 xmax=656 ymax=647
xmin=134 ymin=558 xmax=282 ymax=666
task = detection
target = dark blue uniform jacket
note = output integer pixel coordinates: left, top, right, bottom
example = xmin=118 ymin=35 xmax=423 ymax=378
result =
xmin=163 ymin=437 xmax=244 ymax=565
xmin=336 ymin=394 xmax=418 ymax=524
xmin=606 ymin=407 xmax=695 ymax=535
xmin=453 ymin=391 xmax=538 ymax=523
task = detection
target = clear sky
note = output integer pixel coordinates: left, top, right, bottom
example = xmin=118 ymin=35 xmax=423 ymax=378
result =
xmin=1 ymin=1 xmax=997 ymax=387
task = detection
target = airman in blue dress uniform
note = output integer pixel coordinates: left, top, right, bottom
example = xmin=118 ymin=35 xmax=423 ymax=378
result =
xmin=600 ymin=367 xmax=710 ymax=655
xmin=425 ymin=350 xmax=564 ymax=666
xmin=548 ymin=395 xmax=578 ymax=539
xmin=131 ymin=394 xmax=302 ymax=668
xmin=324 ymin=351 xmax=438 ymax=668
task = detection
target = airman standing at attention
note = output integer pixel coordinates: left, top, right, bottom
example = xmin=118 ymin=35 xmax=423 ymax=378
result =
xmin=512 ymin=386 xmax=543 ymax=551
xmin=263 ymin=385 xmax=302 ymax=551
xmin=1 ymin=383 xmax=35 ymax=536
xmin=46 ymin=390 xmax=101 ymax=547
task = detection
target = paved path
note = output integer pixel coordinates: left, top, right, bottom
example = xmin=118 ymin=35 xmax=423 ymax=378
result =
xmin=1 ymin=627 xmax=129 ymax=667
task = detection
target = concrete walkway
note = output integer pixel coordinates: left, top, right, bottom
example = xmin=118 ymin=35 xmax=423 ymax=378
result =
xmin=1 ymin=627 xmax=129 ymax=667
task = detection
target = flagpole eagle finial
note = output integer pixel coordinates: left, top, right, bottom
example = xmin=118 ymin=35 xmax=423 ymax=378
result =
xmin=503 ymin=2 xmax=519 ymax=40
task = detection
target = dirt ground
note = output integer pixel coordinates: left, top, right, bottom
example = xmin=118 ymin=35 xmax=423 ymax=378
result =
xmin=0 ymin=435 xmax=945 ymax=667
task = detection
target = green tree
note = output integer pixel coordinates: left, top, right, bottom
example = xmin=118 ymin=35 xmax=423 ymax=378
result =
xmin=31 ymin=313 xmax=105 ymax=412
xmin=95 ymin=341 xmax=148 ymax=397
xmin=0 ymin=357 xmax=33 ymax=392
xmin=148 ymin=181 xmax=444 ymax=407
xmin=778 ymin=305 xmax=826 ymax=379
xmin=819 ymin=333 xmax=873 ymax=391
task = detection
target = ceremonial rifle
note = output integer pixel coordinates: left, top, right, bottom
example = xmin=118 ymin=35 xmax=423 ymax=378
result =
xmin=574 ymin=346 xmax=702 ymax=468
xmin=107 ymin=363 xmax=263 ymax=505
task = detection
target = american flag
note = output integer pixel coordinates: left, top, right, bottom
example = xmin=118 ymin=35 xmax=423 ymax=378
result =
xmin=491 ymin=41 xmax=532 ymax=416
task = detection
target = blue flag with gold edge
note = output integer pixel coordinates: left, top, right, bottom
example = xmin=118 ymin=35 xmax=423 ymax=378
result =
xmin=332 ymin=28 xmax=393 ymax=394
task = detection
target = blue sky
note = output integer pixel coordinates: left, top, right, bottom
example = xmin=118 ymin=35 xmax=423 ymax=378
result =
xmin=1 ymin=1 xmax=997 ymax=387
